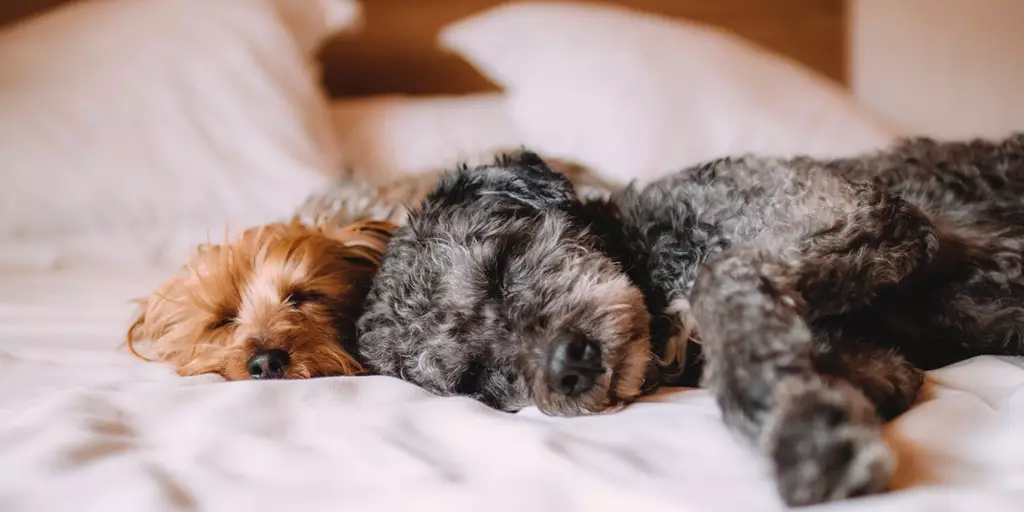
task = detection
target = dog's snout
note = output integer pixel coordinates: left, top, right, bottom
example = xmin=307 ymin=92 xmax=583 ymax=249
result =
xmin=547 ymin=334 xmax=603 ymax=396
xmin=247 ymin=349 xmax=289 ymax=379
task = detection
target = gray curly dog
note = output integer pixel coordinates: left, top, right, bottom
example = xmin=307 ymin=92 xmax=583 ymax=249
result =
xmin=357 ymin=135 xmax=1024 ymax=506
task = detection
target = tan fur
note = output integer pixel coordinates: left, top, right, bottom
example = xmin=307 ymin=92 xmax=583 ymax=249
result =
xmin=126 ymin=219 xmax=395 ymax=380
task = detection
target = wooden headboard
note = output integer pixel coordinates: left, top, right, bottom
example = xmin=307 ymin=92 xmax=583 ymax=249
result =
xmin=1 ymin=0 xmax=848 ymax=97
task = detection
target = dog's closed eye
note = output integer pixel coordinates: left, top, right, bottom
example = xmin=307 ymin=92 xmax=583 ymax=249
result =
xmin=287 ymin=290 xmax=323 ymax=306
xmin=209 ymin=316 xmax=234 ymax=330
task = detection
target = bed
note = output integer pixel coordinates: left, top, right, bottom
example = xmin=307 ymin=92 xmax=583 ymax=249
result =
xmin=1 ymin=1 xmax=1022 ymax=511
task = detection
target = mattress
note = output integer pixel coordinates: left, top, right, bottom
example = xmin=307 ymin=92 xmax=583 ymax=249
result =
xmin=1 ymin=268 xmax=1022 ymax=511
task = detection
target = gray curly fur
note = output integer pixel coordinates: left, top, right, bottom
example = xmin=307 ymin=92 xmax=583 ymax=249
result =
xmin=357 ymin=134 xmax=1024 ymax=506
xmin=293 ymin=155 xmax=619 ymax=227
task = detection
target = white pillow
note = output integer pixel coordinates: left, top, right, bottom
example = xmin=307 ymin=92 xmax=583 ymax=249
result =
xmin=0 ymin=0 xmax=359 ymax=268
xmin=331 ymin=93 xmax=522 ymax=180
xmin=441 ymin=2 xmax=900 ymax=184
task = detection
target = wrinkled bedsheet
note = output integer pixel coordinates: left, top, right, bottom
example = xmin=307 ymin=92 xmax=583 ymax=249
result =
xmin=1 ymin=268 xmax=1022 ymax=511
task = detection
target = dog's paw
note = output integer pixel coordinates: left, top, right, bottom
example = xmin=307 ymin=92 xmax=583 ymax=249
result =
xmin=766 ymin=382 xmax=894 ymax=507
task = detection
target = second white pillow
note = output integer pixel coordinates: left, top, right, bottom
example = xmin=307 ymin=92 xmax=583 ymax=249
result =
xmin=332 ymin=93 xmax=521 ymax=180
xmin=441 ymin=2 xmax=899 ymax=184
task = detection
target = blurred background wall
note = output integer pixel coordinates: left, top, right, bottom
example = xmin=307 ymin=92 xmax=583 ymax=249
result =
xmin=850 ymin=0 xmax=1024 ymax=139
xmin=2 ymin=0 xmax=1022 ymax=139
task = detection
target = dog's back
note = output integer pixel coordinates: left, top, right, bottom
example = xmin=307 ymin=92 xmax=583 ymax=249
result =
xmin=828 ymin=135 xmax=1024 ymax=367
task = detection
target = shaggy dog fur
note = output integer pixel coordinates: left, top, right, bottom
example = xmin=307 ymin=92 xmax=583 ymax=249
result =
xmin=127 ymin=220 xmax=394 ymax=380
xmin=357 ymin=135 xmax=1024 ymax=506
xmin=127 ymin=155 xmax=614 ymax=381
xmin=294 ymin=156 xmax=620 ymax=227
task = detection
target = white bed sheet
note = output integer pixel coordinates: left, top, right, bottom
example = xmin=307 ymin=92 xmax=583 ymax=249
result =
xmin=1 ymin=268 xmax=1022 ymax=512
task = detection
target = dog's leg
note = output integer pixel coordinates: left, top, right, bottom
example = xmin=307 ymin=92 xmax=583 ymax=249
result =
xmin=689 ymin=185 xmax=939 ymax=506
xmin=790 ymin=180 xmax=940 ymax=318
xmin=691 ymin=250 xmax=893 ymax=506
xmin=814 ymin=337 xmax=925 ymax=421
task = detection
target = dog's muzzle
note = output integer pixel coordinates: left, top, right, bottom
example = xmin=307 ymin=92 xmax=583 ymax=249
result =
xmin=546 ymin=334 xmax=604 ymax=396
xmin=247 ymin=349 xmax=289 ymax=379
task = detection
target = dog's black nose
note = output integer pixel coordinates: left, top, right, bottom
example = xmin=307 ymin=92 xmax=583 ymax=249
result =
xmin=246 ymin=349 xmax=289 ymax=380
xmin=547 ymin=335 xmax=604 ymax=396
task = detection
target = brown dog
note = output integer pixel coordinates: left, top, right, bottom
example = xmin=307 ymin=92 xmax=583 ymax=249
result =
xmin=126 ymin=220 xmax=393 ymax=380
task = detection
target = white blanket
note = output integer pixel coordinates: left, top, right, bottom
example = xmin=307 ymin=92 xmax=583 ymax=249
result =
xmin=1 ymin=268 xmax=1022 ymax=511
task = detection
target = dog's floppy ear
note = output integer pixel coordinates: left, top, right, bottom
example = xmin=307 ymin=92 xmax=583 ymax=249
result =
xmin=125 ymin=297 xmax=156 ymax=362
xmin=424 ymin=149 xmax=578 ymax=213
xmin=324 ymin=220 xmax=396 ymax=267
